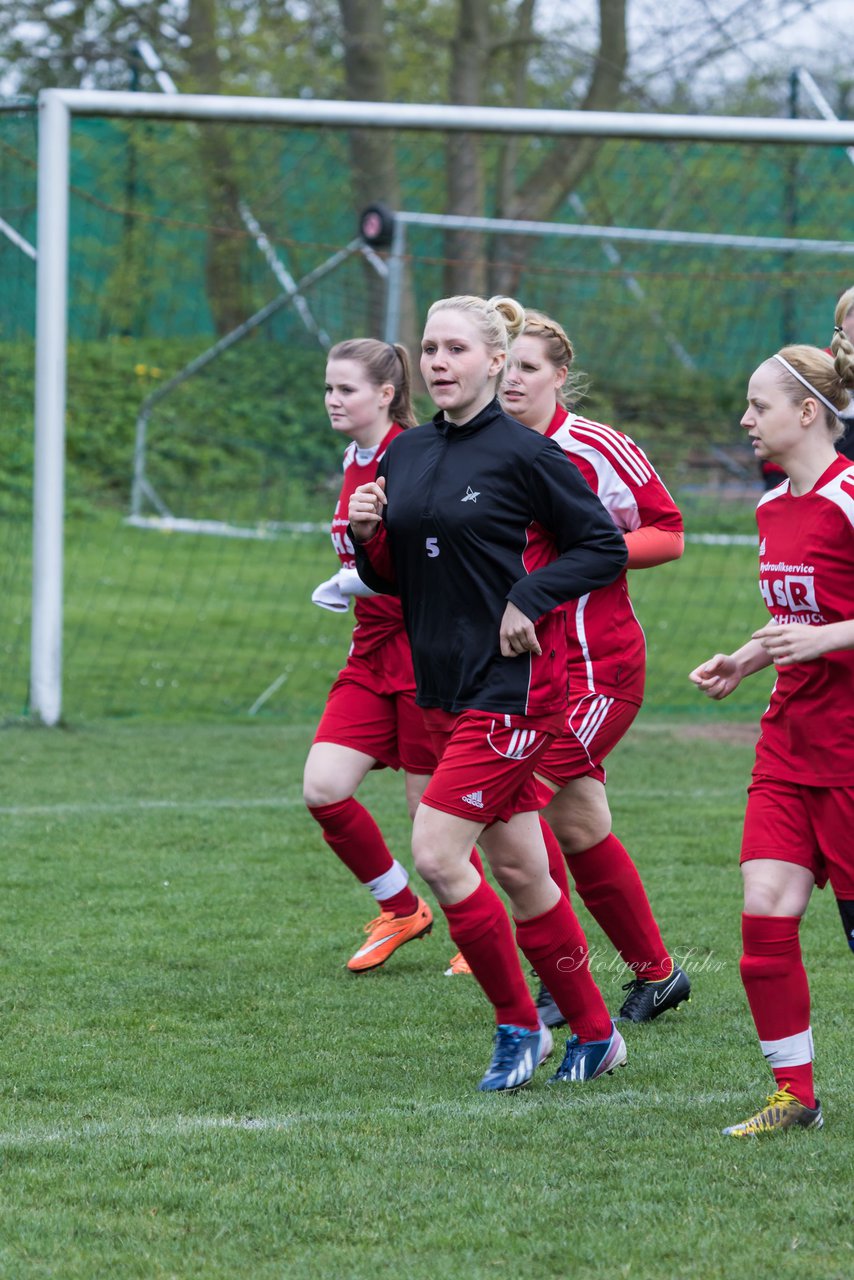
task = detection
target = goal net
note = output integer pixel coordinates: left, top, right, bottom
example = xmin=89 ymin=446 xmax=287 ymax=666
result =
xmin=3 ymin=91 xmax=853 ymax=723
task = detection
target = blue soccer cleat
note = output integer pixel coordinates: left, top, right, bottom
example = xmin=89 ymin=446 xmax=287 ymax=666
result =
xmin=477 ymin=1020 xmax=553 ymax=1092
xmin=547 ymin=1021 xmax=627 ymax=1084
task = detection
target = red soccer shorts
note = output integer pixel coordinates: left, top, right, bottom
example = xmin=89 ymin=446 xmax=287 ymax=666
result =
xmin=313 ymin=647 xmax=436 ymax=775
xmin=535 ymin=692 xmax=639 ymax=788
xmin=418 ymin=707 xmax=565 ymax=825
xmin=741 ymin=773 xmax=854 ymax=897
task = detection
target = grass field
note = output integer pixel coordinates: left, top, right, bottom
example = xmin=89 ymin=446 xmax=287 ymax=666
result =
xmin=2 ymin=717 xmax=851 ymax=1279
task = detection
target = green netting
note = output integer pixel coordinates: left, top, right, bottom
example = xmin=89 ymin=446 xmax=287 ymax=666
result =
xmin=1 ymin=105 xmax=850 ymax=722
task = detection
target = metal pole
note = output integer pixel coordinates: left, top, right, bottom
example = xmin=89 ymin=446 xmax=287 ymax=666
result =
xmin=45 ymin=90 xmax=854 ymax=146
xmin=31 ymin=91 xmax=70 ymax=726
xmin=383 ymin=219 xmax=407 ymax=344
xmin=795 ymin=67 xmax=854 ymax=167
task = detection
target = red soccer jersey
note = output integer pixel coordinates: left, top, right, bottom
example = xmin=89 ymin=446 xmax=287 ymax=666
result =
xmin=754 ymin=454 xmax=854 ymax=786
xmin=546 ymin=407 xmax=683 ymax=704
xmin=329 ymin=424 xmax=409 ymax=661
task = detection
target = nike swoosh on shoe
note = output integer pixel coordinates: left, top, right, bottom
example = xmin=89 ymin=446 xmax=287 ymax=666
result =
xmin=352 ymin=930 xmax=404 ymax=959
xmin=652 ymin=976 xmax=680 ymax=1006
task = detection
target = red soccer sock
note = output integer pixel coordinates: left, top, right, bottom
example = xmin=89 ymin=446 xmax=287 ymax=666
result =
xmin=469 ymin=847 xmax=485 ymax=876
xmin=570 ymin=834 xmax=671 ymax=981
xmin=442 ymin=879 xmax=539 ymax=1030
xmin=515 ymin=895 xmax=612 ymax=1043
xmin=307 ymin=798 xmax=419 ymax=917
xmin=540 ymin=817 xmax=571 ymax=900
xmin=740 ymin=913 xmax=815 ymax=1108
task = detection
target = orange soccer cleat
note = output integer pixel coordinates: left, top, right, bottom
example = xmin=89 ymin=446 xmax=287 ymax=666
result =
xmin=444 ymin=950 xmax=473 ymax=976
xmin=347 ymin=897 xmax=433 ymax=972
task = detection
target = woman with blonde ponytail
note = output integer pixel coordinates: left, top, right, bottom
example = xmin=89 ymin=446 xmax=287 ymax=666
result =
xmin=691 ymin=342 xmax=854 ymax=1137
xmin=349 ymin=295 xmax=630 ymax=1093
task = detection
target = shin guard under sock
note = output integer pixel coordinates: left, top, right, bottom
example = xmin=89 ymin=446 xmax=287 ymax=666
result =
xmin=740 ymin=913 xmax=815 ymax=1108
xmin=515 ymin=895 xmax=611 ymax=1043
xmin=570 ymin=834 xmax=671 ymax=981
xmin=442 ymin=879 xmax=538 ymax=1029
xmin=307 ymin=798 xmax=418 ymax=916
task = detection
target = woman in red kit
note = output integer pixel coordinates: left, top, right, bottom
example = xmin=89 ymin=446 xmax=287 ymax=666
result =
xmin=488 ymin=310 xmax=691 ymax=1027
xmin=691 ymin=336 xmax=854 ymax=1136
xmin=350 ymin=294 xmax=630 ymax=1093
xmin=303 ymin=339 xmax=434 ymax=973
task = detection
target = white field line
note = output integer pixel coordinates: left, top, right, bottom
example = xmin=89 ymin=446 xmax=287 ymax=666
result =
xmin=126 ymin=515 xmax=758 ymax=549
xmin=0 ymin=1091 xmax=747 ymax=1148
xmin=685 ymin=532 xmax=757 ymax=546
xmin=0 ymin=787 xmax=739 ymax=820
xmin=0 ymin=796 xmax=304 ymax=818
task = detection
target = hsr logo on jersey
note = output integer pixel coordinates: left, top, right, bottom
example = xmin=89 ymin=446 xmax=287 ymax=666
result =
xmin=759 ymin=574 xmax=819 ymax=614
xmin=461 ymin=486 xmax=480 ymax=503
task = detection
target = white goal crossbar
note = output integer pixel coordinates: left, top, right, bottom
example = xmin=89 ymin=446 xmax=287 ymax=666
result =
xmin=32 ymin=88 xmax=854 ymax=724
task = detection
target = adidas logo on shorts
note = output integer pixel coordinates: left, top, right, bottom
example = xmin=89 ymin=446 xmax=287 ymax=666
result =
xmin=461 ymin=790 xmax=485 ymax=809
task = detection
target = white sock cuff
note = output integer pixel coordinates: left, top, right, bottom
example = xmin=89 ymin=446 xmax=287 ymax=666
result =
xmin=760 ymin=1026 xmax=814 ymax=1068
xmin=366 ymin=861 xmax=409 ymax=902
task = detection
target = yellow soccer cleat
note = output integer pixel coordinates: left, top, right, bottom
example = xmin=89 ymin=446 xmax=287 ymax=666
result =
xmin=722 ymin=1085 xmax=823 ymax=1137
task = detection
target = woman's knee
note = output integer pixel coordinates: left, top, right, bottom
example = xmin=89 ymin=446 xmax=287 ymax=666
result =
xmin=412 ymin=829 xmax=468 ymax=886
xmin=303 ymin=744 xmax=369 ymax=808
xmin=741 ymin=860 xmax=813 ymax=917
xmin=489 ymin=858 xmax=536 ymax=900
xmin=410 ymin=837 xmax=442 ymax=886
xmin=302 ymin=766 xmax=352 ymax=809
xmin=551 ymin=812 xmax=611 ymax=853
xmin=545 ymin=781 xmax=611 ymax=853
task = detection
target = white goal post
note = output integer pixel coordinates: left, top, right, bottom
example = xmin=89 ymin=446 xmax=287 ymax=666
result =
xmin=32 ymin=88 xmax=854 ymax=725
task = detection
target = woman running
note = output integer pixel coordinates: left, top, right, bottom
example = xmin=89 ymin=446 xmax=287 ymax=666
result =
xmin=303 ymin=339 xmax=434 ymax=973
xmin=350 ymin=295 xmax=630 ymax=1093
xmin=691 ymin=336 xmax=854 ymax=1136
xmin=497 ymin=310 xmax=691 ymax=1027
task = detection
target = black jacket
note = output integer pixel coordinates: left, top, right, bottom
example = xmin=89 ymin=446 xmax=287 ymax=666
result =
xmin=352 ymin=398 xmax=627 ymax=715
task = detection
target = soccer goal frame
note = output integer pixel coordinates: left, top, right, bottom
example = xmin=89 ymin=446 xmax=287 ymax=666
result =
xmin=32 ymin=88 xmax=854 ymax=725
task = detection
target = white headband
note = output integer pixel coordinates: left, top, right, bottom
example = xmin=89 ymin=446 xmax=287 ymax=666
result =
xmin=772 ymin=353 xmax=840 ymax=419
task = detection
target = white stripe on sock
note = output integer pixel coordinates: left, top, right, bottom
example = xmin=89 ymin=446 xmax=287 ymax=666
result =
xmin=366 ymin=861 xmax=409 ymax=903
xmin=759 ymin=1027 xmax=814 ymax=1068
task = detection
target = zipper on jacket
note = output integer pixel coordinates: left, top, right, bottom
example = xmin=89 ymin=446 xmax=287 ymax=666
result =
xmin=420 ymin=432 xmax=450 ymax=519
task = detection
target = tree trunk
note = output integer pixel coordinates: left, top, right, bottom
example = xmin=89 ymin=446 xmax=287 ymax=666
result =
xmin=489 ymin=0 xmax=628 ymax=296
xmin=339 ymin=0 xmax=404 ymax=338
xmin=184 ymin=0 xmax=251 ymax=334
xmin=444 ymin=0 xmax=490 ymax=296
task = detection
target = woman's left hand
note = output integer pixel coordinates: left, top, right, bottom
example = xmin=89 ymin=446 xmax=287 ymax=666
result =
xmin=752 ymin=621 xmax=828 ymax=665
xmin=499 ymin=602 xmax=541 ymax=658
